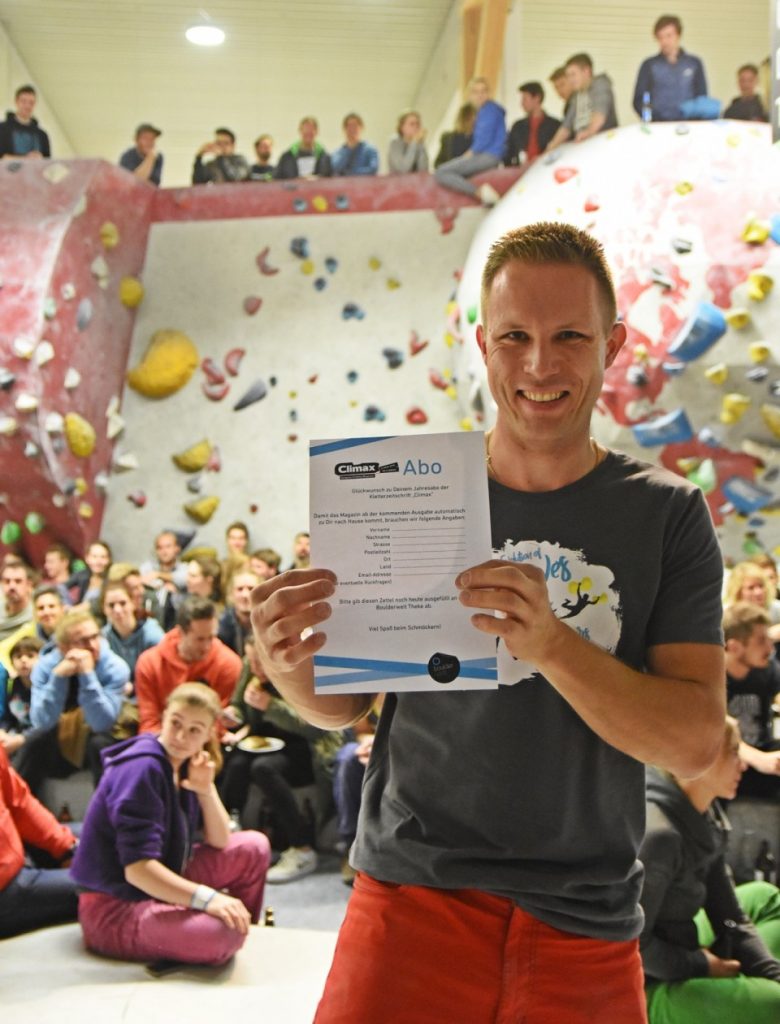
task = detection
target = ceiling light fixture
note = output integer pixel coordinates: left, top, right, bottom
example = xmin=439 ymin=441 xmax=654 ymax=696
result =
xmin=185 ymin=13 xmax=225 ymax=46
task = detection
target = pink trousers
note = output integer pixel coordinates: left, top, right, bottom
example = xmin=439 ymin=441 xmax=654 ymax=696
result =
xmin=78 ymin=831 xmax=271 ymax=966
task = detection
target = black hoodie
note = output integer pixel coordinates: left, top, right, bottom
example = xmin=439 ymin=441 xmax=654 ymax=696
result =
xmin=0 ymin=111 xmax=50 ymax=158
xmin=640 ymin=767 xmax=780 ymax=982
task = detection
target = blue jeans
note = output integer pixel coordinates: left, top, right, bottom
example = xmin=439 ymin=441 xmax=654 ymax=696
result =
xmin=333 ymin=742 xmax=366 ymax=847
xmin=0 ymin=864 xmax=78 ymax=937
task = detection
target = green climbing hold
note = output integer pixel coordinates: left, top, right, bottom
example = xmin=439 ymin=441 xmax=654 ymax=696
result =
xmin=466 ymin=305 xmax=478 ymax=325
xmin=686 ymin=458 xmax=717 ymax=495
xmin=0 ymin=520 xmax=21 ymax=545
xmin=24 ymin=511 xmax=45 ymax=534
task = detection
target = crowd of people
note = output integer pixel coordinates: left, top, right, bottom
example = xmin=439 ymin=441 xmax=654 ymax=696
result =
xmin=0 ymin=14 xmax=769 ymax=207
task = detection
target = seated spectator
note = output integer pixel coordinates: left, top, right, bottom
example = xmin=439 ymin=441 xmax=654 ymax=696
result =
xmin=640 ymin=717 xmax=780 ymax=1023
xmin=192 ymin=127 xmax=249 ymax=184
xmin=333 ymin=700 xmax=380 ymax=886
xmin=101 ymin=580 xmax=164 ymax=681
xmin=41 ymin=542 xmax=73 ymax=603
xmin=0 ymin=584 xmax=64 ymax=671
xmin=331 ymin=113 xmax=379 ymax=176
xmin=750 ymin=553 xmax=780 ymax=624
xmin=218 ymin=570 xmax=260 ymax=656
xmin=119 ymin=122 xmax=164 ymax=186
xmin=547 ymin=53 xmax=618 ymax=150
xmin=504 ymin=81 xmax=561 ymax=166
xmin=249 ymin=547 xmax=281 ymax=581
xmin=108 ymin=562 xmax=163 ymax=626
xmin=221 ymin=520 xmax=250 ymax=595
xmin=18 ymin=610 xmax=129 ymax=792
xmin=0 ymin=745 xmax=79 ymax=938
xmin=725 ymin=561 xmax=780 ymax=641
xmin=67 ymin=539 xmax=112 ymax=607
xmin=549 ymin=66 xmax=574 ymax=119
xmin=387 ymin=110 xmax=429 ymax=174
xmin=0 ymin=635 xmax=43 ymax=764
xmin=288 ymin=531 xmax=310 ymax=571
xmin=219 ymin=637 xmax=318 ymax=883
xmin=70 ymin=683 xmax=270 ymax=965
xmin=724 ymin=64 xmax=769 ymax=122
xmin=724 ymin=603 xmax=780 ymax=799
xmin=140 ymin=530 xmax=188 ymax=630
xmin=433 ymin=103 xmax=475 ymax=168
xmin=134 ymin=596 xmax=241 ymax=733
xmin=632 ymin=14 xmax=707 ymax=122
xmin=249 ymin=133 xmax=275 ymax=180
xmin=0 ymin=84 xmax=50 ymax=159
xmin=275 ymin=116 xmax=332 ymax=180
xmin=187 ymin=555 xmax=224 ymax=613
xmin=435 ymin=78 xmax=506 ymax=206
xmin=225 ymin=520 xmax=250 ymax=559
xmin=0 ymin=557 xmax=34 ymax=641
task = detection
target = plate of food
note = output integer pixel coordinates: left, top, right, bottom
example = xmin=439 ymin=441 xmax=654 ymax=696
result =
xmin=237 ymin=735 xmax=285 ymax=755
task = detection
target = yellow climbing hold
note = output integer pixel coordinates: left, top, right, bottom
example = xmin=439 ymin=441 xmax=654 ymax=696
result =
xmin=749 ymin=343 xmax=771 ymax=364
xmin=675 ymin=181 xmax=694 ymax=195
xmin=633 ymin=344 xmax=649 ymax=363
xmin=127 ymin=328 xmax=198 ymax=398
xmin=445 ymin=385 xmax=457 ymax=400
xmin=172 ymin=439 xmax=212 ymax=473
xmin=77 ymin=502 xmax=94 ymax=519
xmin=119 ymin=276 xmax=144 ymax=308
xmin=726 ymin=134 xmax=741 ymax=148
xmin=64 ymin=412 xmax=96 ymax=457
xmin=460 ymin=417 xmax=473 ymax=431
xmin=368 ymin=257 xmax=382 ymax=271
xmin=725 ymin=309 xmax=751 ymax=330
xmin=386 ymin=278 xmax=401 ymax=290
xmin=99 ymin=222 xmax=120 ymax=249
xmin=761 ymin=404 xmax=780 ymax=438
xmin=74 ymin=477 xmax=88 ymax=495
xmin=676 ymin=457 xmax=701 ymax=475
xmin=444 ymin=333 xmax=456 ymax=348
xmin=742 ymin=220 xmax=770 ymax=244
xmin=300 ymin=259 xmax=315 ymax=275
xmin=184 ymin=495 xmax=220 ymax=524
xmin=312 ymin=195 xmax=328 ymax=212
xmin=747 ymin=272 xmax=773 ymax=301
xmin=720 ymin=393 xmax=751 ymax=425
xmin=704 ymin=363 xmax=728 ymax=385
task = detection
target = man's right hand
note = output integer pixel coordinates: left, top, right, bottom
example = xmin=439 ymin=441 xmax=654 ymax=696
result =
xmin=250 ymin=568 xmax=335 ymax=676
xmin=702 ymin=948 xmax=741 ymax=977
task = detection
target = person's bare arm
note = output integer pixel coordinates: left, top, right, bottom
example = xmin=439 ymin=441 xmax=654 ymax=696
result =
xmin=457 ymin=561 xmax=724 ymax=776
xmin=250 ymin=569 xmax=374 ymax=729
xmin=739 ymin=741 xmax=780 ymax=776
xmin=575 ymin=111 xmax=606 ymax=141
xmin=544 ymin=124 xmax=571 ymax=152
xmin=125 ymin=859 xmax=250 ymax=932
xmin=133 ymin=150 xmax=157 ymax=182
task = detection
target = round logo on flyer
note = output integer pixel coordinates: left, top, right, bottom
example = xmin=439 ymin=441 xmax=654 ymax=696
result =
xmin=427 ymin=652 xmax=460 ymax=684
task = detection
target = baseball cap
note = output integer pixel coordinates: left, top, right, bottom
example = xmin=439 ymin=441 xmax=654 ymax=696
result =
xmin=135 ymin=123 xmax=162 ymax=138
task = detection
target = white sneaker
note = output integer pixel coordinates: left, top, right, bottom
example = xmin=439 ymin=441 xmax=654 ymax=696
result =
xmin=477 ymin=183 xmax=500 ymax=207
xmin=266 ymin=847 xmax=318 ymax=884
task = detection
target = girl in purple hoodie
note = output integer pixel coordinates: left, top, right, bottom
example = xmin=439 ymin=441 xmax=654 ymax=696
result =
xmin=71 ymin=682 xmax=270 ymax=965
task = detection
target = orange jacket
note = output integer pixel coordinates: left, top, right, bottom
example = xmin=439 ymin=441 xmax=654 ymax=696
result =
xmin=0 ymin=746 xmax=76 ymax=890
xmin=134 ymin=627 xmax=242 ymax=733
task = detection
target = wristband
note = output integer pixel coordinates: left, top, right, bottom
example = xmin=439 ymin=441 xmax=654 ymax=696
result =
xmin=190 ymin=884 xmax=217 ymax=911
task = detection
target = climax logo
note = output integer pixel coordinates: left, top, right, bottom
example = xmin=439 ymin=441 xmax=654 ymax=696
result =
xmin=334 ymin=461 xmax=399 ymax=480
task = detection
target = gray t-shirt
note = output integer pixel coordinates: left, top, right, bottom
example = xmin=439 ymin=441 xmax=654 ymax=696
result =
xmin=563 ymin=73 xmax=618 ymax=135
xmin=352 ymin=451 xmax=723 ymax=941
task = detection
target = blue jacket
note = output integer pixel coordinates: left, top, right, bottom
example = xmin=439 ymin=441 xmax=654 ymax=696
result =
xmin=101 ymin=618 xmax=164 ymax=681
xmin=70 ymin=733 xmax=200 ymax=900
xmin=30 ymin=640 xmax=129 ymax=733
xmin=633 ymin=50 xmax=707 ymax=121
xmin=331 ymin=140 xmax=379 ymax=176
xmin=472 ymin=100 xmax=507 ymax=158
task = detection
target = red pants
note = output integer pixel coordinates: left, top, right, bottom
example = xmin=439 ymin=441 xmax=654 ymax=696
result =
xmin=315 ymin=874 xmax=648 ymax=1024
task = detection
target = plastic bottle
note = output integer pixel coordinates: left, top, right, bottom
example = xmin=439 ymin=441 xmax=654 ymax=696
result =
xmin=641 ymin=91 xmax=653 ymax=123
xmin=57 ymin=802 xmax=73 ymax=823
xmin=264 ymin=907 xmax=275 ymax=927
xmin=229 ymin=809 xmax=242 ymax=833
xmin=754 ymin=839 xmax=777 ymax=884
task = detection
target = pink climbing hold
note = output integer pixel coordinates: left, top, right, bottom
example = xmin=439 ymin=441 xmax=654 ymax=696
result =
xmin=127 ymin=490 xmax=147 ymax=508
xmin=202 ymin=380 xmax=230 ymax=401
xmin=201 ymin=357 xmax=226 ymax=384
xmin=256 ymin=246 xmax=279 ymax=276
xmin=429 ymin=369 xmax=448 ymax=390
xmin=224 ymin=348 xmax=245 ymax=377
xmin=409 ymin=332 xmax=429 ymax=356
xmin=434 ymin=207 xmax=457 ymax=235
xmin=584 ymin=196 xmax=600 ymax=212
xmin=244 ymin=296 xmax=263 ymax=315
xmin=554 ymin=167 xmax=578 ymax=184
xmin=206 ymin=445 xmax=222 ymax=472
xmin=406 ymin=407 xmax=428 ymax=426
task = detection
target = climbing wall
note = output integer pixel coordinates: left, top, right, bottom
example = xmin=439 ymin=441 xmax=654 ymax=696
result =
xmin=455 ymin=121 xmax=780 ymax=562
xmin=101 ymin=203 xmax=483 ymax=561
xmin=0 ymin=158 xmax=153 ymax=563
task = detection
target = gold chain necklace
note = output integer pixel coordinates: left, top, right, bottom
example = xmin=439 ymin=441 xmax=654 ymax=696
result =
xmin=484 ymin=430 xmax=604 ymax=479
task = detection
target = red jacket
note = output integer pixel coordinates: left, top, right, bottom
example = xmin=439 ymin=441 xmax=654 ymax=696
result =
xmin=134 ymin=627 xmax=242 ymax=733
xmin=0 ymin=746 xmax=75 ymax=890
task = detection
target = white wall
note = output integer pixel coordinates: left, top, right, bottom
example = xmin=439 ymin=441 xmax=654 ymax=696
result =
xmin=0 ymin=23 xmax=74 ymax=158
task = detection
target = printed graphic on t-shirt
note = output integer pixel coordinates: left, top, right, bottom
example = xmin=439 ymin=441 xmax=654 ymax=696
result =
xmin=494 ymin=538 xmax=622 ymax=685
xmin=727 ymin=692 xmax=763 ymax=746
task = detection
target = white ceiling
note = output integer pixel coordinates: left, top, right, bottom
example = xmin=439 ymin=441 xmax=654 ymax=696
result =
xmin=0 ymin=0 xmax=456 ymax=185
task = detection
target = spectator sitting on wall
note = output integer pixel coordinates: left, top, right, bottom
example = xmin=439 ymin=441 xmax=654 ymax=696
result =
xmin=435 ymin=78 xmax=506 ymax=207
xmin=433 ymin=103 xmax=476 ymax=169
xmin=134 ymin=596 xmax=241 ymax=734
xmin=275 ymin=117 xmax=333 ymax=180
xmin=504 ymin=81 xmax=561 ymax=166
xmin=0 ymin=635 xmax=43 ymax=765
xmin=549 ymin=66 xmax=574 ymax=119
xmin=723 ymin=64 xmax=769 ymax=122
xmin=0 ymin=745 xmax=79 ymax=939
xmin=724 ymin=603 xmax=780 ymax=800
xmin=387 ymin=110 xmax=429 ymax=174
xmin=18 ymin=609 xmax=129 ymax=793
xmin=0 ymin=84 xmax=50 ymax=160
xmin=632 ymin=14 xmax=708 ymax=122
xmin=249 ymin=133 xmax=275 ymax=180
xmin=119 ymin=122 xmax=164 ymax=186
xmin=192 ymin=127 xmax=249 ymax=184
xmin=331 ymin=113 xmax=379 ymax=176
xmin=218 ymin=571 xmax=260 ymax=656
xmin=547 ymin=53 xmax=618 ymax=150
xmin=0 ymin=558 xmax=34 ymax=642
xmin=249 ymin=548 xmax=281 ymax=581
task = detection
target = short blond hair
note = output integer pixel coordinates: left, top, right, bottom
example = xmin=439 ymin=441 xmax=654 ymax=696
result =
xmin=55 ymin=609 xmax=97 ymax=647
xmin=480 ymin=221 xmax=617 ymax=329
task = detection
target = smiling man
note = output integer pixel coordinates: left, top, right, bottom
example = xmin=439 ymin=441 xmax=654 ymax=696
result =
xmin=250 ymin=222 xmax=725 ymax=1022
xmin=0 ymin=84 xmax=50 ymax=159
